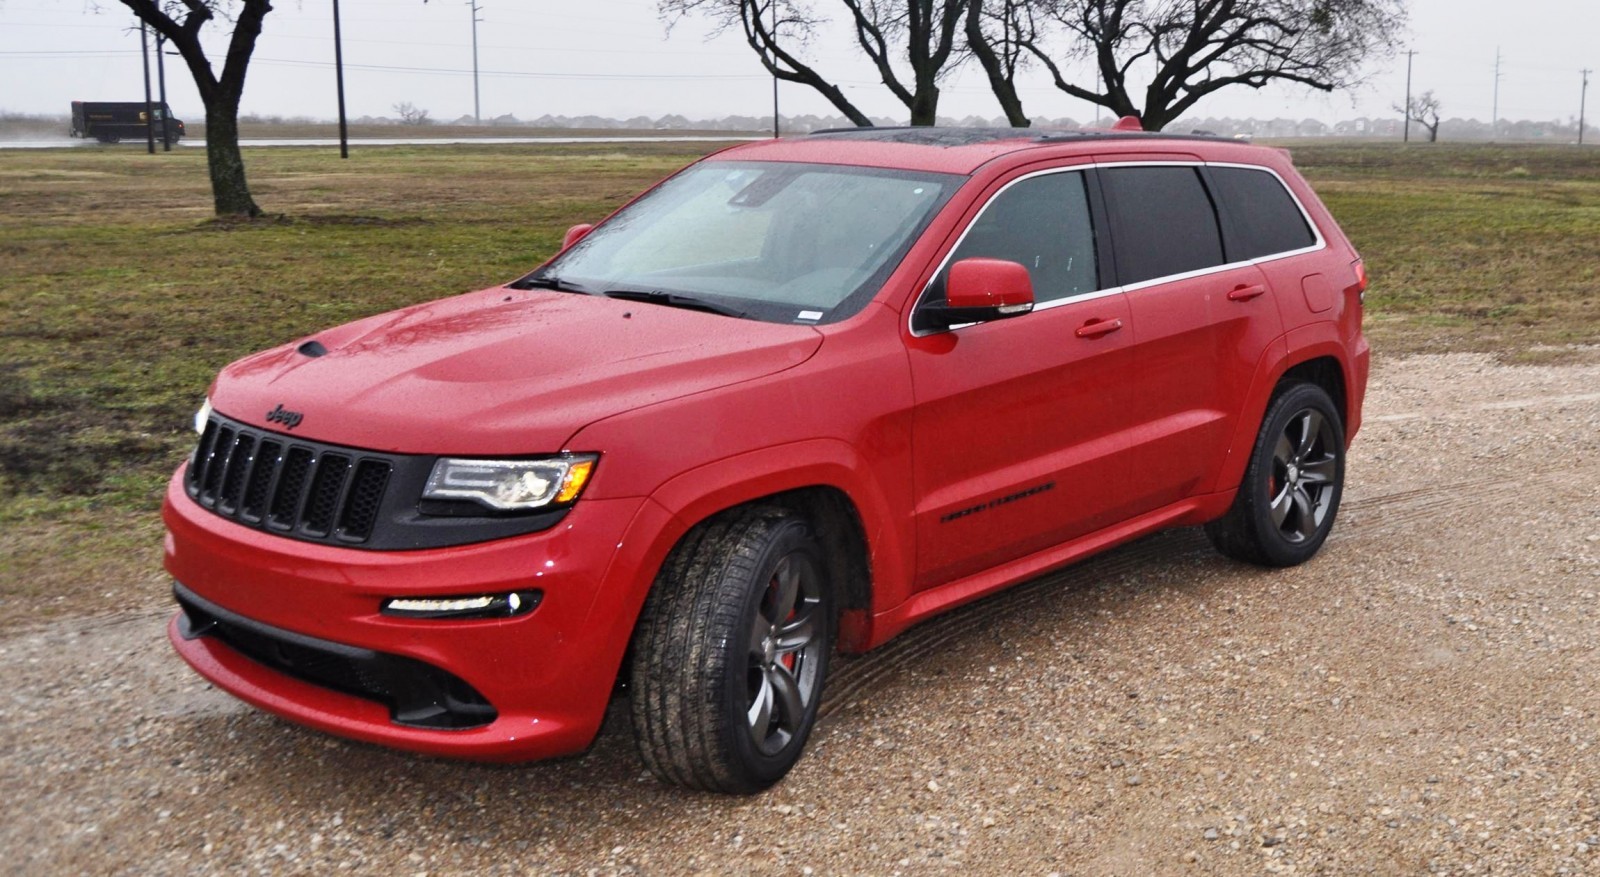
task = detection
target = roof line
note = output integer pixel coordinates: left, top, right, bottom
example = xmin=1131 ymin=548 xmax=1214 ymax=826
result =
xmin=805 ymin=125 xmax=1240 ymax=146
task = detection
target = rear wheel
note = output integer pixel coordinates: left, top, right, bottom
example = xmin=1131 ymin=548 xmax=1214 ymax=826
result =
xmin=629 ymin=506 xmax=834 ymax=793
xmin=1206 ymin=382 xmax=1345 ymax=567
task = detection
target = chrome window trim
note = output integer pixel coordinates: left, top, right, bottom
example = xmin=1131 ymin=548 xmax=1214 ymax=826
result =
xmin=908 ymin=159 xmax=1327 ymax=337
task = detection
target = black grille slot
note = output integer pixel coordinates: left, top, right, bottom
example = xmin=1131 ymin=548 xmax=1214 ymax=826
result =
xmin=184 ymin=414 xmax=393 ymax=546
xmin=339 ymin=461 xmax=390 ymax=541
xmin=302 ymin=453 xmax=351 ymax=536
xmin=240 ymin=439 xmax=281 ymax=523
xmin=188 ymin=420 xmax=219 ymax=494
xmin=217 ymin=434 xmax=256 ymax=514
xmin=268 ymin=447 xmax=314 ymax=530
xmin=198 ymin=426 xmax=234 ymax=504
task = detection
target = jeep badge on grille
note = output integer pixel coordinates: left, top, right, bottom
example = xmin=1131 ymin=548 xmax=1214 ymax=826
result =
xmin=265 ymin=404 xmax=304 ymax=430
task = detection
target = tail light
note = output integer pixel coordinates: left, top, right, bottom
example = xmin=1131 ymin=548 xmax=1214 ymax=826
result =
xmin=1350 ymin=259 xmax=1368 ymax=303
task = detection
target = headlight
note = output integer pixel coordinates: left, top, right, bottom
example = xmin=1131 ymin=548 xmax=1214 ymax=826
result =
xmin=193 ymin=398 xmax=213 ymax=433
xmin=423 ymin=454 xmax=598 ymax=512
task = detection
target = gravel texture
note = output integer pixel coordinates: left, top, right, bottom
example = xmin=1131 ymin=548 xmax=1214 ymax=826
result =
xmin=3 ymin=351 xmax=1599 ymax=875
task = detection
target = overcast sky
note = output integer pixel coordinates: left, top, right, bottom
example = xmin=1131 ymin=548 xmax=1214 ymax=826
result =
xmin=1 ymin=0 xmax=1595 ymax=126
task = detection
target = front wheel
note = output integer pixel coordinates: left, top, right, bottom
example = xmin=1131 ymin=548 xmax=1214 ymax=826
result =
xmin=1206 ymin=382 xmax=1346 ymax=567
xmin=629 ymin=506 xmax=834 ymax=793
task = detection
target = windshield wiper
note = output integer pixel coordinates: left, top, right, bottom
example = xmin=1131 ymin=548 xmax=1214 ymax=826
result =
xmin=509 ymin=274 xmax=590 ymax=293
xmin=601 ymin=288 xmax=746 ymax=319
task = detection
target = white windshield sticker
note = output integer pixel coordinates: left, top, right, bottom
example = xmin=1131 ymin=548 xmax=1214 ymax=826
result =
xmin=797 ymin=310 xmax=824 ymax=321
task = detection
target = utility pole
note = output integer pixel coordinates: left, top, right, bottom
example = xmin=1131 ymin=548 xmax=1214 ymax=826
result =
xmin=1402 ymin=49 xmax=1417 ymax=142
xmin=1492 ymin=46 xmax=1502 ymax=139
xmin=333 ymin=0 xmax=349 ymax=158
xmin=468 ymin=1 xmax=483 ymax=123
xmin=1582 ymin=68 xmax=1592 ymax=146
xmin=771 ymin=0 xmax=777 ymax=138
xmin=140 ymin=20 xmax=156 ymax=154
xmin=155 ymin=32 xmax=171 ymax=151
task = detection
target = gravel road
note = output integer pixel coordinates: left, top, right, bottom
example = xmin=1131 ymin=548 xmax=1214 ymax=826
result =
xmin=3 ymin=351 xmax=1598 ymax=876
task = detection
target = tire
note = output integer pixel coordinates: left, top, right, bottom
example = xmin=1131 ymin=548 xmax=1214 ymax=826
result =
xmin=628 ymin=506 xmax=834 ymax=793
xmin=98 ymin=134 xmax=120 ymax=144
xmin=1206 ymin=382 xmax=1346 ymax=567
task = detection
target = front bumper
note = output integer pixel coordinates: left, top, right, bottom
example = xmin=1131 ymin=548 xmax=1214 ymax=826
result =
xmin=163 ymin=468 xmax=672 ymax=761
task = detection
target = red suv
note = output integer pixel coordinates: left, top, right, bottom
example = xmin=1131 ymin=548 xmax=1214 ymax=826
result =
xmin=166 ymin=127 xmax=1368 ymax=793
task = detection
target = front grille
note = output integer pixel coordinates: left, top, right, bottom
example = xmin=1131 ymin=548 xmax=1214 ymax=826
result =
xmin=187 ymin=415 xmax=391 ymax=545
xmin=174 ymin=583 xmax=497 ymax=730
xmin=181 ymin=409 xmax=573 ymax=550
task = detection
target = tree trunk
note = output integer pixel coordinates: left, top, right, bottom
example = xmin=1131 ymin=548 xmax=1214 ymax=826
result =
xmin=203 ymin=102 xmax=261 ymax=217
xmin=736 ymin=2 xmax=873 ymax=128
xmin=121 ymin=0 xmax=272 ymax=217
xmin=807 ymin=77 xmax=875 ymax=127
xmin=965 ymin=1 xmax=1029 ymax=127
xmin=1140 ymin=105 xmax=1176 ymax=131
xmin=908 ymin=84 xmax=940 ymax=126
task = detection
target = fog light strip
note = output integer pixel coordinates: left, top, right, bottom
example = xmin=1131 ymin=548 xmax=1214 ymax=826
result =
xmin=380 ymin=590 xmax=541 ymax=620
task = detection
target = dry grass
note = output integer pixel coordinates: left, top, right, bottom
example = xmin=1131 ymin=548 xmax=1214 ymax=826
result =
xmin=0 ymin=142 xmax=722 ymax=626
xmin=1289 ymin=143 xmax=1600 ymax=356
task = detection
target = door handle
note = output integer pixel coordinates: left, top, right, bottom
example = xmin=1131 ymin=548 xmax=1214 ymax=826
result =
xmin=1227 ymin=284 xmax=1267 ymax=302
xmin=1075 ymin=318 xmax=1124 ymax=338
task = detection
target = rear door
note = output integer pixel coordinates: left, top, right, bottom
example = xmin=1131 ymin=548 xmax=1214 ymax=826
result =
xmin=1095 ymin=161 xmax=1283 ymax=512
xmin=905 ymin=166 xmax=1136 ymax=590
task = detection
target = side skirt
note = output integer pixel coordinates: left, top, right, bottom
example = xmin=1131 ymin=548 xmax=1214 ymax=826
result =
xmin=857 ymin=488 xmax=1235 ymax=650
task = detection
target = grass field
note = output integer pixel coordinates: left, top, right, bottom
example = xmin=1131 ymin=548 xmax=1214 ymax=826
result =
xmin=1 ymin=139 xmax=1597 ymax=627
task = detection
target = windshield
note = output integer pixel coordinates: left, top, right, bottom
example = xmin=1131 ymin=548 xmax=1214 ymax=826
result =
xmin=526 ymin=161 xmax=961 ymax=324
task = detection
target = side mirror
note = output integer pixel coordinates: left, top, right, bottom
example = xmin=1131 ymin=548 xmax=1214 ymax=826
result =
xmin=919 ymin=258 xmax=1034 ymax=331
xmin=562 ymin=223 xmax=594 ymax=250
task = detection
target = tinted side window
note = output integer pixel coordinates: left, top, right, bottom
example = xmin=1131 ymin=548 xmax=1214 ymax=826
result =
xmin=927 ymin=171 xmax=1099 ymax=307
xmin=1208 ymin=166 xmax=1316 ymax=260
xmin=1100 ymin=167 xmax=1224 ymax=285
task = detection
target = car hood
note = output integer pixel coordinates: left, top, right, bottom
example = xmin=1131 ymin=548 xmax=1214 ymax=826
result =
xmin=209 ymin=286 xmax=824 ymax=455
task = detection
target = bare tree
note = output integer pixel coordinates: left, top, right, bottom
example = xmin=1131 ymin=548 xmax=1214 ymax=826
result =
xmin=120 ymin=0 xmax=272 ymax=216
xmin=1009 ymin=0 xmax=1407 ymax=131
xmin=662 ymin=0 xmax=966 ymax=126
xmin=1394 ymin=89 xmax=1440 ymax=141
xmin=965 ymin=0 xmax=1037 ymax=126
xmin=392 ymin=102 xmax=433 ymax=126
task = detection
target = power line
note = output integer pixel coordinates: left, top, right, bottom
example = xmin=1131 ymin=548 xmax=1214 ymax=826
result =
xmin=251 ymin=56 xmax=767 ymax=81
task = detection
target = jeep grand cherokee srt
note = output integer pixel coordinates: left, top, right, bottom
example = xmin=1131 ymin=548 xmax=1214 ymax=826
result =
xmin=166 ymin=125 xmax=1369 ymax=793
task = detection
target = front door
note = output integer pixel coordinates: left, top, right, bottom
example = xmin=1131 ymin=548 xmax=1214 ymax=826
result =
xmin=905 ymin=168 xmax=1137 ymax=590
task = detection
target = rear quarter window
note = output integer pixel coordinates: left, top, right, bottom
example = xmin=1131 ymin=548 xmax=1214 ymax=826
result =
xmin=1207 ymin=166 xmax=1318 ymax=260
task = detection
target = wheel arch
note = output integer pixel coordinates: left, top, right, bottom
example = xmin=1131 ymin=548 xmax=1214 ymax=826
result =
xmin=1211 ymin=335 xmax=1355 ymax=498
xmin=1277 ymin=355 xmax=1349 ymax=434
xmin=640 ymin=439 xmax=910 ymax=653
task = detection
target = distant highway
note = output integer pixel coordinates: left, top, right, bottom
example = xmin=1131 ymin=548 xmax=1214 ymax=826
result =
xmin=0 ymin=134 xmax=762 ymax=150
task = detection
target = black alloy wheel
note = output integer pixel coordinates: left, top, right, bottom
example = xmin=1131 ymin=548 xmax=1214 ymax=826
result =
xmin=629 ymin=506 xmax=834 ymax=793
xmin=1206 ymin=382 xmax=1346 ymax=567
